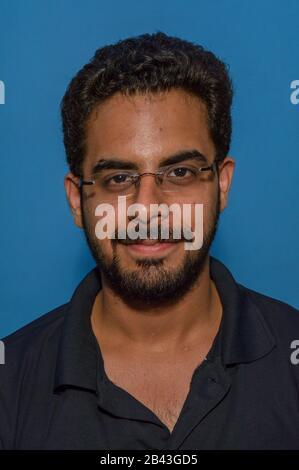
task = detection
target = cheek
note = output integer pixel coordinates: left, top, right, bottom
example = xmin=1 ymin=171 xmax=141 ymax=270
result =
xmin=189 ymin=192 xmax=219 ymax=236
xmin=185 ymin=196 xmax=210 ymax=232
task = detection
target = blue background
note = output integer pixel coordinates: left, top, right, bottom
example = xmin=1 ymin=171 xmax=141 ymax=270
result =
xmin=0 ymin=0 xmax=298 ymax=337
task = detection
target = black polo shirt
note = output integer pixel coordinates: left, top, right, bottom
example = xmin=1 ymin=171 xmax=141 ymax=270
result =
xmin=1 ymin=256 xmax=299 ymax=450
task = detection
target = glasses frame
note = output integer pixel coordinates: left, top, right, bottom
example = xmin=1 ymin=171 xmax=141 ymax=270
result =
xmin=77 ymin=158 xmax=222 ymax=192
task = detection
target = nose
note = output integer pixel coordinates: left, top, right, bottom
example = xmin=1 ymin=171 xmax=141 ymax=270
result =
xmin=128 ymin=173 xmax=166 ymax=225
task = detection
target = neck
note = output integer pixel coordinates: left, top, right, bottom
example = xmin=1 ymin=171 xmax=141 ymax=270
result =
xmin=91 ymin=255 xmax=223 ymax=353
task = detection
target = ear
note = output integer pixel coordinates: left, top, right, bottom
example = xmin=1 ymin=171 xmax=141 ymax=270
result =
xmin=218 ymin=156 xmax=235 ymax=212
xmin=64 ymin=172 xmax=83 ymax=228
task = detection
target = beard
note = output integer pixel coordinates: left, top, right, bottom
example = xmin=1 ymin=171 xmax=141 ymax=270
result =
xmin=81 ymin=190 xmax=220 ymax=307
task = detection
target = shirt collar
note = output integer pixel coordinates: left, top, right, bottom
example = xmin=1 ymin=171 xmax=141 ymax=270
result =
xmin=207 ymin=258 xmax=276 ymax=365
xmin=54 ymin=267 xmax=102 ymax=392
xmin=54 ymin=256 xmax=276 ymax=391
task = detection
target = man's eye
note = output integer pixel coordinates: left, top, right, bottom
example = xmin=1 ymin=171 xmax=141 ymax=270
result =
xmin=106 ymin=174 xmax=131 ymax=185
xmin=168 ymin=167 xmax=195 ymax=178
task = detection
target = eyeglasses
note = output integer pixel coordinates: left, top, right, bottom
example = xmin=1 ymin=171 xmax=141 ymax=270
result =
xmin=78 ymin=158 xmax=221 ymax=203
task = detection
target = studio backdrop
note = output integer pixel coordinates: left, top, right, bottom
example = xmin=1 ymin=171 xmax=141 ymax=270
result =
xmin=0 ymin=0 xmax=298 ymax=336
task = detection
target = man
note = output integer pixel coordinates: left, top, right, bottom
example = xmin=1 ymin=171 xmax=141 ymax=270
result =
xmin=1 ymin=32 xmax=299 ymax=450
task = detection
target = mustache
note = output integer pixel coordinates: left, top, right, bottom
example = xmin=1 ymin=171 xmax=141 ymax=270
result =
xmin=113 ymin=226 xmax=194 ymax=245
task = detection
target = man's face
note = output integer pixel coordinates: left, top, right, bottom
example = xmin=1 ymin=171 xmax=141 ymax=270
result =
xmin=65 ymin=89 xmax=234 ymax=305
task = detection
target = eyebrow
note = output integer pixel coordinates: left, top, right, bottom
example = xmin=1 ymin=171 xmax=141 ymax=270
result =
xmin=159 ymin=149 xmax=208 ymax=167
xmin=91 ymin=149 xmax=208 ymax=175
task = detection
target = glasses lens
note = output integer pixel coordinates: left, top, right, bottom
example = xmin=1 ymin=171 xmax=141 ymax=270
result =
xmin=161 ymin=163 xmax=213 ymax=194
xmin=91 ymin=171 xmax=136 ymax=203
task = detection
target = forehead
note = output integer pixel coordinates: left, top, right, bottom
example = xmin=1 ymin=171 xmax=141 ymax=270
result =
xmin=84 ymin=88 xmax=215 ymax=172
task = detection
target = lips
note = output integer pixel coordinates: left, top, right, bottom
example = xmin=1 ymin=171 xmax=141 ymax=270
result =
xmin=118 ymin=237 xmax=181 ymax=256
xmin=118 ymin=238 xmax=180 ymax=245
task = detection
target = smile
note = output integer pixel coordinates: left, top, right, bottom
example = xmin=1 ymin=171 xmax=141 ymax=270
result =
xmin=121 ymin=240 xmax=181 ymax=255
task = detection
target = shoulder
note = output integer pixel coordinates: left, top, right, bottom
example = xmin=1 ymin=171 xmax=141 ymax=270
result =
xmin=238 ymin=283 xmax=299 ymax=341
xmin=1 ymin=302 xmax=69 ymax=357
xmin=0 ymin=303 xmax=69 ymax=449
xmin=0 ymin=302 xmax=69 ymax=389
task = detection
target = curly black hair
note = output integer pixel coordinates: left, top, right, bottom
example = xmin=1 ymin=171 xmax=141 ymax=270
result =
xmin=61 ymin=31 xmax=233 ymax=177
